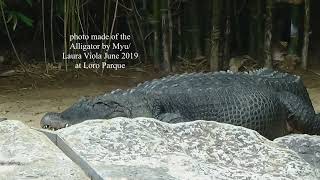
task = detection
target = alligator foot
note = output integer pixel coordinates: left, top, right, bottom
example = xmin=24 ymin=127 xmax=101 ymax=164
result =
xmin=158 ymin=113 xmax=189 ymax=123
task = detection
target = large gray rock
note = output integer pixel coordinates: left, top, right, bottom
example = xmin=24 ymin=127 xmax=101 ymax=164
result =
xmin=57 ymin=117 xmax=319 ymax=180
xmin=274 ymin=134 xmax=320 ymax=170
xmin=0 ymin=120 xmax=88 ymax=180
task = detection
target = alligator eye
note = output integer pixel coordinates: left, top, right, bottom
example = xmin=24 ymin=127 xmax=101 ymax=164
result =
xmin=65 ymin=124 xmax=69 ymax=128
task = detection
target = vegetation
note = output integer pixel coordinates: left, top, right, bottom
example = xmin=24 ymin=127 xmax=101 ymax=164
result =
xmin=0 ymin=0 xmax=313 ymax=74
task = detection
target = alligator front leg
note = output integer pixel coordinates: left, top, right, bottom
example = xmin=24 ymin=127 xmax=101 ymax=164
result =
xmin=278 ymin=91 xmax=320 ymax=135
xmin=157 ymin=113 xmax=190 ymax=123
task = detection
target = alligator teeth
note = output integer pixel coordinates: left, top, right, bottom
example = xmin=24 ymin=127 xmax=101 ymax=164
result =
xmin=111 ymin=89 xmax=121 ymax=94
xmin=227 ymin=70 xmax=233 ymax=74
xmin=42 ymin=125 xmax=59 ymax=131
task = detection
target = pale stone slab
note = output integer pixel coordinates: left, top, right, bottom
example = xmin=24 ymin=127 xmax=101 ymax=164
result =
xmin=57 ymin=117 xmax=319 ymax=180
xmin=0 ymin=120 xmax=88 ymax=180
xmin=274 ymin=134 xmax=320 ymax=171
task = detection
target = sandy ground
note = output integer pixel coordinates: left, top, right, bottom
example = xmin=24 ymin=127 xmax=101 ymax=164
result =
xmin=0 ymin=67 xmax=319 ymax=128
xmin=0 ymin=67 xmax=160 ymax=128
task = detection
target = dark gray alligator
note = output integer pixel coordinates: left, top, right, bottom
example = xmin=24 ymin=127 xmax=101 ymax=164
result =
xmin=41 ymin=68 xmax=320 ymax=139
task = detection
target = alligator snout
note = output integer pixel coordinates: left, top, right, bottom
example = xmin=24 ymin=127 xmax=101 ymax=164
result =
xmin=40 ymin=112 xmax=70 ymax=130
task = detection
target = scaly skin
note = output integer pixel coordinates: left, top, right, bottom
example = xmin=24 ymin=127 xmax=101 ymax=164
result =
xmin=41 ymin=69 xmax=320 ymax=138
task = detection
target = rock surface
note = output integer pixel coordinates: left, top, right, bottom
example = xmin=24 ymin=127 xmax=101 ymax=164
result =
xmin=0 ymin=120 xmax=88 ymax=180
xmin=57 ymin=117 xmax=319 ymax=180
xmin=274 ymin=134 xmax=320 ymax=171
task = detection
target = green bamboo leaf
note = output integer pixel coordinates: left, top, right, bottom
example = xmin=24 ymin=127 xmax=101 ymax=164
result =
xmin=6 ymin=14 xmax=13 ymax=23
xmin=24 ymin=0 xmax=33 ymax=7
xmin=7 ymin=11 xmax=34 ymax=27
xmin=16 ymin=13 xmax=34 ymax=27
xmin=12 ymin=16 xmax=17 ymax=31
xmin=0 ymin=0 xmax=5 ymax=7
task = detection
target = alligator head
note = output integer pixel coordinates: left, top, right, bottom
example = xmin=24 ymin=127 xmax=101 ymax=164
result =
xmin=40 ymin=96 xmax=131 ymax=130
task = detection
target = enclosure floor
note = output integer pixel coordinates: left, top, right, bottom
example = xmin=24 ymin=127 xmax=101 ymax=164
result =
xmin=0 ymin=66 xmax=319 ymax=128
xmin=0 ymin=67 xmax=160 ymax=128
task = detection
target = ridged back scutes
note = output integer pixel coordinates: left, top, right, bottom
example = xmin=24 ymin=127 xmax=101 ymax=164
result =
xmin=104 ymin=69 xmax=306 ymax=102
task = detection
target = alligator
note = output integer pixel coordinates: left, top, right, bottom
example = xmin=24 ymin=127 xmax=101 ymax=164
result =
xmin=40 ymin=68 xmax=320 ymax=139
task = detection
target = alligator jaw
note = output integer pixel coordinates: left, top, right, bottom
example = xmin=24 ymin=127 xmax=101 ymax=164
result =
xmin=40 ymin=112 xmax=70 ymax=130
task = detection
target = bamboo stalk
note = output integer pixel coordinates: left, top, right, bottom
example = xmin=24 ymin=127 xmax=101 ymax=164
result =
xmin=223 ymin=0 xmax=232 ymax=69
xmin=264 ymin=0 xmax=273 ymax=68
xmin=153 ymin=0 xmax=161 ymax=70
xmin=130 ymin=0 xmax=148 ymax=63
xmin=42 ymin=0 xmax=48 ymax=73
xmin=161 ymin=0 xmax=171 ymax=72
xmin=209 ymin=0 xmax=222 ymax=71
xmin=64 ymin=0 xmax=69 ymax=71
xmin=50 ymin=0 xmax=56 ymax=63
xmin=0 ymin=2 xmax=28 ymax=75
xmin=288 ymin=4 xmax=300 ymax=55
xmin=301 ymin=0 xmax=310 ymax=70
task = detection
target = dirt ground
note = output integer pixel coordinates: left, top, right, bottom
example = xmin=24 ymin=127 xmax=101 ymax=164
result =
xmin=0 ymin=65 xmax=161 ymax=128
xmin=0 ymin=65 xmax=319 ymax=128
